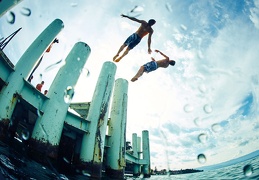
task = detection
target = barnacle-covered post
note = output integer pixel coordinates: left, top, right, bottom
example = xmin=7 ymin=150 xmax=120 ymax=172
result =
xmin=142 ymin=130 xmax=151 ymax=178
xmin=0 ymin=0 xmax=24 ymax=17
xmin=80 ymin=61 xmax=116 ymax=178
xmin=106 ymin=78 xmax=128 ymax=179
xmin=0 ymin=19 xmax=63 ymax=121
xmin=132 ymin=133 xmax=141 ymax=177
xmin=30 ymin=42 xmax=91 ymax=160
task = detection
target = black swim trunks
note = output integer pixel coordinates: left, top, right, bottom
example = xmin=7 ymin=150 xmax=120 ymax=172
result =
xmin=143 ymin=61 xmax=158 ymax=73
xmin=124 ymin=33 xmax=141 ymax=49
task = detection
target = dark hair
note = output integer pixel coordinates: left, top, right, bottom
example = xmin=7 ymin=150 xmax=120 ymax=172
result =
xmin=148 ymin=19 xmax=156 ymax=26
xmin=53 ymin=38 xmax=59 ymax=43
xmin=169 ymin=60 xmax=175 ymax=66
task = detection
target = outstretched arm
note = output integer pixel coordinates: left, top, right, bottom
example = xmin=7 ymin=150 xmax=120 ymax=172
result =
xmin=147 ymin=30 xmax=154 ymax=54
xmin=121 ymin=14 xmax=144 ymax=23
xmin=155 ymin=49 xmax=169 ymax=59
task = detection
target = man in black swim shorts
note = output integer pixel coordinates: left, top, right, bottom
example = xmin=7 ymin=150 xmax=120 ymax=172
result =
xmin=131 ymin=49 xmax=176 ymax=82
xmin=113 ymin=14 xmax=156 ymax=62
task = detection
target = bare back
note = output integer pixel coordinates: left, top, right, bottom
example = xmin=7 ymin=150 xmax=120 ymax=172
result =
xmin=136 ymin=22 xmax=153 ymax=38
xmin=156 ymin=59 xmax=170 ymax=68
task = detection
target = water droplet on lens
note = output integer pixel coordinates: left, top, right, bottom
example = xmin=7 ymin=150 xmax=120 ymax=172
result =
xmin=64 ymin=86 xmax=74 ymax=103
xmin=70 ymin=3 xmax=78 ymax=7
xmin=184 ymin=104 xmax=193 ymax=113
xmin=166 ymin=3 xmax=173 ymax=12
xmin=7 ymin=11 xmax=15 ymax=24
xmin=131 ymin=6 xmax=143 ymax=13
xmin=44 ymin=59 xmax=62 ymax=72
xmin=211 ymin=123 xmax=221 ymax=132
xmin=20 ymin=7 xmax=31 ymax=16
xmin=63 ymin=157 xmax=70 ymax=164
xmin=22 ymin=129 xmax=30 ymax=140
xmin=37 ymin=109 xmax=42 ymax=117
xmin=129 ymin=6 xmax=143 ymax=17
xmin=198 ymin=84 xmax=206 ymax=93
xmin=197 ymin=154 xmax=206 ymax=164
xmin=82 ymin=170 xmax=91 ymax=176
xmin=198 ymin=133 xmax=208 ymax=143
xmin=80 ymin=68 xmax=90 ymax=77
xmin=203 ymin=104 xmax=212 ymax=113
xmin=243 ymin=164 xmax=253 ymax=176
xmin=194 ymin=117 xmax=201 ymax=126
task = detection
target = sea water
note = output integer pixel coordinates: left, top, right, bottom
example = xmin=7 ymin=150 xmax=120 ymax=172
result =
xmin=127 ymin=156 xmax=259 ymax=180
xmin=0 ymin=140 xmax=258 ymax=179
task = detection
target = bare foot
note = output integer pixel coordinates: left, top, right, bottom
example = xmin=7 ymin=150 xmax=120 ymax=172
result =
xmin=113 ymin=54 xmax=119 ymax=61
xmin=114 ymin=57 xmax=122 ymax=62
xmin=131 ymin=77 xmax=138 ymax=82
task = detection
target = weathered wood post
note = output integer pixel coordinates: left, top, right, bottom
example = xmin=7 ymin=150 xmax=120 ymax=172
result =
xmin=0 ymin=19 xmax=63 ymax=121
xmin=80 ymin=61 xmax=116 ymax=178
xmin=142 ymin=130 xmax=151 ymax=178
xmin=106 ymin=78 xmax=128 ymax=179
xmin=30 ymin=42 xmax=91 ymax=160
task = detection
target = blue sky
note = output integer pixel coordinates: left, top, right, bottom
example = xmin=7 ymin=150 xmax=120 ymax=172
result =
xmin=1 ymin=0 xmax=259 ymax=170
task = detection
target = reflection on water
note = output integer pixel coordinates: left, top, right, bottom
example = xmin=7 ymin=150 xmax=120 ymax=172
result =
xmin=1 ymin=137 xmax=258 ymax=179
xmin=127 ymin=156 xmax=259 ymax=180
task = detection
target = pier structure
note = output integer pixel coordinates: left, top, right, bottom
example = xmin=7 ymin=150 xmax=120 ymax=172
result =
xmin=0 ymin=0 xmax=24 ymax=18
xmin=125 ymin=131 xmax=151 ymax=178
xmin=0 ymin=13 xmax=151 ymax=179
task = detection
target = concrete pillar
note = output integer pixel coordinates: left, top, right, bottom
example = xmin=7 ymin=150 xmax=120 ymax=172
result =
xmin=0 ymin=19 xmax=63 ymax=121
xmin=142 ymin=130 xmax=151 ymax=178
xmin=30 ymin=42 xmax=91 ymax=160
xmin=132 ymin=133 xmax=140 ymax=177
xmin=80 ymin=61 xmax=116 ymax=178
xmin=0 ymin=0 xmax=24 ymax=17
xmin=132 ymin=133 xmax=138 ymax=158
xmin=106 ymin=78 xmax=128 ymax=179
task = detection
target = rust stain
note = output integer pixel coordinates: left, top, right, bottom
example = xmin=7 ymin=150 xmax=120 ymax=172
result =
xmin=29 ymin=138 xmax=59 ymax=162
xmin=79 ymin=161 xmax=102 ymax=178
xmin=93 ymin=74 xmax=113 ymax=162
xmin=0 ymin=119 xmax=10 ymax=141
xmin=106 ymin=166 xmax=124 ymax=179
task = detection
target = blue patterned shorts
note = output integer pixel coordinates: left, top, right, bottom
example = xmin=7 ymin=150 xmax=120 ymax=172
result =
xmin=143 ymin=61 xmax=158 ymax=73
xmin=124 ymin=33 xmax=141 ymax=49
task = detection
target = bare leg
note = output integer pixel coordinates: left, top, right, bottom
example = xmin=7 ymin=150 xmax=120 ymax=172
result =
xmin=131 ymin=66 xmax=145 ymax=82
xmin=114 ymin=47 xmax=130 ymax=62
xmin=113 ymin=44 xmax=127 ymax=61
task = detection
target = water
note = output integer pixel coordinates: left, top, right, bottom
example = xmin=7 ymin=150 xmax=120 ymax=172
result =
xmin=127 ymin=156 xmax=259 ymax=180
xmin=1 ymin=139 xmax=259 ymax=179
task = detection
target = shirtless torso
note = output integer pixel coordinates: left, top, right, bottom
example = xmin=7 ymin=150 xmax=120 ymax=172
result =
xmin=156 ymin=59 xmax=170 ymax=68
xmin=136 ymin=22 xmax=154 ymax=38
xmin=131 ymin=49 xmax=175 ymax=82
xmin=113 ymin=15 xmax=156 ymax=62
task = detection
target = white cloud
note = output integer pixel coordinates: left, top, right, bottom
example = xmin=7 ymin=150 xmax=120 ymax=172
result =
xmin=1 ymin=0 xmax=259 ymax=171
xmin=249 ymin=0 xmax=259 ymax=29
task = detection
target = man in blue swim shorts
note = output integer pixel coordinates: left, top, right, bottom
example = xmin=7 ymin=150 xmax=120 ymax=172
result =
xmin=131 ymin=49 xmax=176 ymax=82
xmin=113 ymin=14 xmax=156 ymax=62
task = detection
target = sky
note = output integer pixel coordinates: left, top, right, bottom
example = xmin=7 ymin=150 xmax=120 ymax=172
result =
xmin=0 ymin=0 xmax=259 ymax=170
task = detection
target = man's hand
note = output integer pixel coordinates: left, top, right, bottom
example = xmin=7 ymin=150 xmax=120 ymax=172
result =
xmin=155 ymin=49 xmax=169 ymax=59
xmin=148 ymin=48 xmax=152 ymax=54
xmin=151 ymin=57 xmax=155 ymax=61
